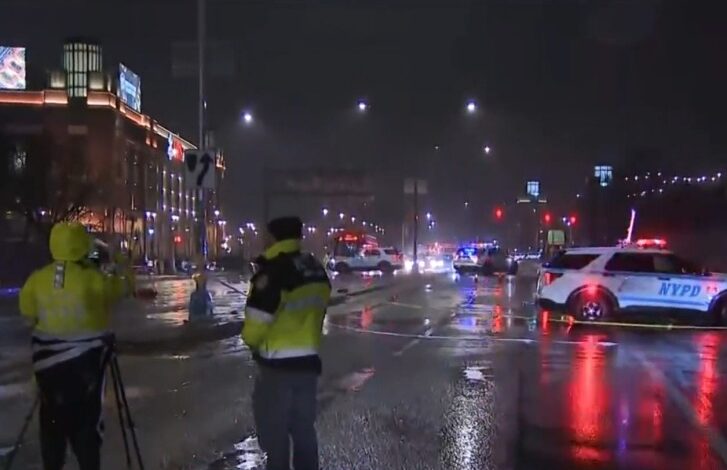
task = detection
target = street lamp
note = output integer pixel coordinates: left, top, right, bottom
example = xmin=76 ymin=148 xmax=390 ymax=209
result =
xmin=339 ymin=212 xmax=345 ymax=220
xmin=322 ymin=208 xmax=329 ymax=217
xmin=466 ymin=100 xmax=477 ymax=113
xmin=484 ymin=145 xmax=491 ymax=155
xmin=242 ymin=111 xmax=253 ymax=124
xmin=357 ymin=100 xmax=368 ymax=112
xmin=426 ymin=212 xmax=432 ymax=220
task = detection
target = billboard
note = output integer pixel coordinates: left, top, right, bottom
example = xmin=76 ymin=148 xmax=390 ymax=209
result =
xmin=118 ymin=63 xmax=141 ymax=112
xmin=0 ymin=47 xmax=26 ymax=90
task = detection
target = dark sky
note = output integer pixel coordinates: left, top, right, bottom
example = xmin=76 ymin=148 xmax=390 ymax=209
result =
xmin=2 ymin=0 xmax=727 ymax=235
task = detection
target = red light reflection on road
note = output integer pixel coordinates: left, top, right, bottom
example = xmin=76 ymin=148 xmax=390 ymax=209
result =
xmin=569 ymin=334 xmax=610 ymax=463
xmin=360 ymin=305 xmax=374 ymax=330
xmin=541 ymin=310 xmax=550 ymax=335
xmin=492 ymin=304 xmax=503 ymax=333
xmin=694 ymin=332 xmax=720 ymax=426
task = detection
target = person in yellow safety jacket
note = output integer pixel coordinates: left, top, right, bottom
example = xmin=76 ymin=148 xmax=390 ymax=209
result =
xmin=19 ymin=222 xmax=133 ymax=470
xmin=242 ymin=216 xmax=331 ymax=470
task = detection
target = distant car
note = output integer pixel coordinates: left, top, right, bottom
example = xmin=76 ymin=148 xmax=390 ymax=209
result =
xmin=536 ymin=242 xmax=727 ymax=324
xmin=480 ymin=247 xmax=518 ymax=276
xmin=453 ymin=246 xmax=518 ymax=275
xmin=453 ymin=247 xmax=480 ymax=273
xmin=328 ymin=247 xmax=403 ymax=273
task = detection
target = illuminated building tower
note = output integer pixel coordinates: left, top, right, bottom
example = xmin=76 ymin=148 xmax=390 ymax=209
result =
xmin=63 ymin=38 xmax=103 ymax=98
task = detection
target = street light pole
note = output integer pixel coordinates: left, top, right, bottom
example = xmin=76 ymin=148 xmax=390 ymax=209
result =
xmin=197 ymin=0 xmax=208 ymax=262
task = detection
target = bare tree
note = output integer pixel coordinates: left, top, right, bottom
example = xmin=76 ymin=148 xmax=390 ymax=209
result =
xmin=2 ymin=133 xmax=100 ymax=242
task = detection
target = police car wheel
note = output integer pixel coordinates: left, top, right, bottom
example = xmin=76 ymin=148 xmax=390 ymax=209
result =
xmin=378 ymin=261 xmax=393 ymax=273
xmin=335 ymin=262 xmax=351 ymax=274
xmin=711 ymin=300 xmax=727 ymax=327
xmin=573 ymin=293 xmax=612 ymax=321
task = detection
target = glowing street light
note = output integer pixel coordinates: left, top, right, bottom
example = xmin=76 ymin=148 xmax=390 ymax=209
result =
xmin=484 ymin=145 xmax=491 ymax=155
xmin=466 ymin=100 xmax=477 ymax=113
xmin=357 ymin=100 xmax=368 ymax=112
xmin=426 ymin=212 xmax=432 ymax=220
xmin=322 ymin=208 xmax=329 ymax=217
xmin=242 ymin=111 xmax=253 ymax=124
xmin=339 ymin=212 xmax=345 ymax=220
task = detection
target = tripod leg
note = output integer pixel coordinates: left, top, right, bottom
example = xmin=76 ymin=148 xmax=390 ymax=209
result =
xmin=110 ymin=363 xmax=132 ymax=468
xmin=111 ymin=355 xmax=145 ymax=470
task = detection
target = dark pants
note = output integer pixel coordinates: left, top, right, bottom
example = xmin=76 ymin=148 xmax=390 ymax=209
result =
xmin=253 ymin=367 xmax=319 ymax=470
xmin=35 ymin=347 xmax=106 ymax=470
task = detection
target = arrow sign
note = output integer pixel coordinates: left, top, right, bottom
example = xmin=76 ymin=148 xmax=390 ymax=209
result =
xmin=184 ymin=149 xmax=216 ymax=189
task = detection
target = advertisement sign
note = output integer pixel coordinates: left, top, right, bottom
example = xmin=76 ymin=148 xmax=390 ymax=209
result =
xmin=0 ymin=47 xmax=26 ymax=90
xmin=118 ymin=63 xmax=141 ymax=112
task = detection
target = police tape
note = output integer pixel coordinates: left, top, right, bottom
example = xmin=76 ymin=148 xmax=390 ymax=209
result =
xmin=546 ymin=313 xmax=727 ymax=330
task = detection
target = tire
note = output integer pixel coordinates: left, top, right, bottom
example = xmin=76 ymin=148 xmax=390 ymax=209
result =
xmin=334 ymin=262 xmax=351 ymax=274
xmin=711 ymin=299 xmax=727 ymax=326
xmin=570 ymin=290 xmax=614 ymax=322
xmin=377 ymin=261 xmax=393 ymax=273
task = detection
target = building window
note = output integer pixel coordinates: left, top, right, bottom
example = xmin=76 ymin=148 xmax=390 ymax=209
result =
xmin=594 ymin=165 xmax=613 ymax=187
xmin=526 ymin=180 xmax=540 ymax=198
xmin=10 ymin=145 xmax=26 ymax=175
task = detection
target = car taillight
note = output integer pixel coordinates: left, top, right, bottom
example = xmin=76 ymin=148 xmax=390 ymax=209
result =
xmin=542 ymin=271 xmax=562 ymax=286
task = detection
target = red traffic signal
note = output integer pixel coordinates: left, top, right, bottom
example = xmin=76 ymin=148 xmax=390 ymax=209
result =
xmin=494 ymin=207 xmax=504 ymax=220
xmin=543 ymin=212 xmax=552 ymax=224
xmin=569 ymin=215 xmax=577 ymax=225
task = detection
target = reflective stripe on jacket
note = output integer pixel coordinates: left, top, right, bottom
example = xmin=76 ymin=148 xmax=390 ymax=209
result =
xmin=242 ymin=239 xmax=331 ymax=372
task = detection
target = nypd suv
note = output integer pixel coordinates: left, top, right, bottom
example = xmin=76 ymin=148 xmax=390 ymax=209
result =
xmin=535 ymin=242 xmax=727 ymax=325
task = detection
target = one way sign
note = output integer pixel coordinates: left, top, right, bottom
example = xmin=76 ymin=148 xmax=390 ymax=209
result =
xmin=184 ymin=150 xmax=216 ymax=190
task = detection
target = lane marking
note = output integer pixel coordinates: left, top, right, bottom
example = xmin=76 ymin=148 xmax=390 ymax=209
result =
xmin=393 ymin=327 xmax=434 ymax=356
xmin=329 ymin=323 xmax=617 ymax=347
xmin=631 ymin=348 xmax=727 ymax=466
xmin=548 ymin=315 xmax=727 ymax=330
xmin=387 ymin=301 xmax=424 ymax=309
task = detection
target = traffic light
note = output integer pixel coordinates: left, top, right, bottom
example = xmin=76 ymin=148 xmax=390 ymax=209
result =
xmin=174 ymin=235 xmax=182 ymax=244
xmin=569 ymin=215 xmax=577 ymax=225
xmin=543 ymin=212 xmax=552 ymax=224
xmin=494 ymin=207 xmax=504 ymax=220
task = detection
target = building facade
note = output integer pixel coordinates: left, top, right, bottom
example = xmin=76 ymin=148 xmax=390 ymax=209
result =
xmin=0 ymin=40 xmax=224 ymax=271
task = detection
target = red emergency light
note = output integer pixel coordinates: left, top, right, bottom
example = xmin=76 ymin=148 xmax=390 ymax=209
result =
xmin=635 ymin=238 xmax=667 ymax=248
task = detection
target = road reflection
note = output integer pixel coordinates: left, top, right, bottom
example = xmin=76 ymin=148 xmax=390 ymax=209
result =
xmin=568 ymin=334 xmax=610 ymax=463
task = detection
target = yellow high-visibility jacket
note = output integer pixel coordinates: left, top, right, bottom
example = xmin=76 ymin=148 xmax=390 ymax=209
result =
xmin=19 ymin=222 xmax=130 ymax=371
xmin=242 ymin=239 xmax=331 ymax=372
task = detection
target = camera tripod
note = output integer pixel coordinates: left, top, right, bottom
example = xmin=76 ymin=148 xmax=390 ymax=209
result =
xmin=3 ymin=343 xmax=144 ymax=470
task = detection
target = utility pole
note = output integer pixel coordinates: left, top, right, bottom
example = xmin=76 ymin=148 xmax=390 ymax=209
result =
xmin=412 ymin=179 xmax=419 ymax=273
xmin=197 ymin=0 xmax=208 ymax=261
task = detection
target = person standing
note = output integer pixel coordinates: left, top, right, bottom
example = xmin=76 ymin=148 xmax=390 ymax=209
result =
xmin=242 ymin=217 xmax=331 ymax=470
xmin=19 ymin=222 xmax=132 ymax=470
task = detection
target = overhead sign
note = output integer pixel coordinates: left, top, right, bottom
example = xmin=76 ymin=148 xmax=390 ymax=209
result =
xmin=0 ymin=47 xmax=26 ymax=90
xmin=118 ymin=63 xmax=141 ymax=112
xmin=267 ymin=169 xmax=372 ymax=196
xmin=184 ymin=150 xmax=216 ymax=189
xmin=404 ymin=178 xmax=428 ymax=195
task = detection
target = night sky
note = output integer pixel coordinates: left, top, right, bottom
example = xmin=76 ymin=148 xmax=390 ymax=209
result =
xmin=2 ymin=0 xmax=727 ymax=234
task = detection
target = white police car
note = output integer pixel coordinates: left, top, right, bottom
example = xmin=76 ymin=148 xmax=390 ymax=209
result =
xmin=535 ymin=241 xmax=727 ymax=325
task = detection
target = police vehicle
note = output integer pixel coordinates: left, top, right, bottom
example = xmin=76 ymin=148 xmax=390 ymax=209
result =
xmin=535 ymin=239 xmax=727 ymax=325
xmin=453 ymin=243 xmax=518 ymax=276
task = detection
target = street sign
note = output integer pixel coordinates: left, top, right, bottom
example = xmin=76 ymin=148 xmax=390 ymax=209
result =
xmin=404 ymin=178 xmax=428 ymax=195
xmin=547 ymin=230 xmax=565 ymax=246
xmin=184 ymin=150 xmax=216 ymax=189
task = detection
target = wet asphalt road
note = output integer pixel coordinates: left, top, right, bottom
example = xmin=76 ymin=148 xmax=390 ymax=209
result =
xmin=213 ymin=272 xmax=727 ymax=470
xmin=5 ymin=272 xmax=727 ymax=469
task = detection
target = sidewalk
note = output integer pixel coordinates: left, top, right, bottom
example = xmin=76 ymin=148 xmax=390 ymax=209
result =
xmin=0 ymin=273 xmax=390 ymax=380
